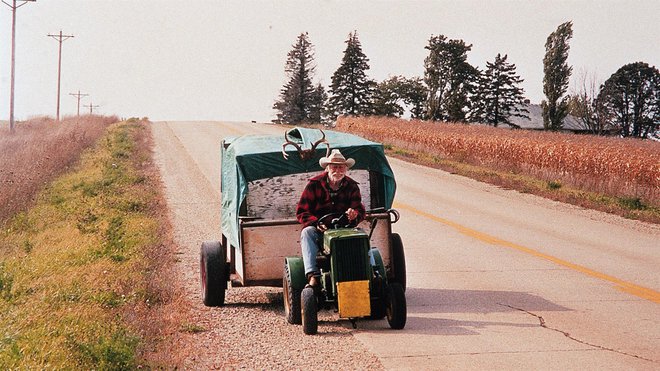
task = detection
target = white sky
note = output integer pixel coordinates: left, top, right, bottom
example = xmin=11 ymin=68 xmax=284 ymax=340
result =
xmin=0 ymin=0 xmax=658 ymax=122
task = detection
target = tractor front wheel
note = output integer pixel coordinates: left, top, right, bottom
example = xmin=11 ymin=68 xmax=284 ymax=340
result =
xmin=301 ymin=287 xmax=318 ymax=335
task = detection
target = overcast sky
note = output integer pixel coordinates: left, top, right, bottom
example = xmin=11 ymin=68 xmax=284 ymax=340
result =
xmin=0 ymin=0 xmax=658 ymax=122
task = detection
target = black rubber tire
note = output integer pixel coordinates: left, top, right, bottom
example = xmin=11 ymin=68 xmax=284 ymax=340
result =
xmin=200 ymin=241 xmax=227 ymax=307
xmin=283 ymin=263 xmax=302 ymax=325
xmin=301 ymin=287 xmax=318 ymax=335
xmin=386 ymin=282 xmax=407 ymax=329
xmin=391 ymin=233 xmax=407 ymax=291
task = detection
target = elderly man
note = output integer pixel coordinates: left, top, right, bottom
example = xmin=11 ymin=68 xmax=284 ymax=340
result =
xmin=296 ymin=149 xmax=366 ymax=287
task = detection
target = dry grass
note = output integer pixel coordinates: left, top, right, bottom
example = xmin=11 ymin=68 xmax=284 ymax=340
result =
xmin=0 ymin=115 xmax=117 ymax=225
xmin=336 ymin=116 xmax=660 ymax=221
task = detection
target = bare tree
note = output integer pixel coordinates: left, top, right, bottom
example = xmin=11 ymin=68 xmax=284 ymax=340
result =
xmin=568 ymin=69 xmax=611 ymax=135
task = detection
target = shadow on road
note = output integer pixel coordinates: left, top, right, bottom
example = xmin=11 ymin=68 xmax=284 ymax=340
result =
xmin=355 ymin=287 xmax=571 ymax=335
xmin=406 ymin=287 xmax=570 ymax=314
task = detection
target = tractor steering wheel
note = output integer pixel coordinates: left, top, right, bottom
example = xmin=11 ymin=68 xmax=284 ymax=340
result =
xmin=317 ymin=212 xmax=356 ymax=230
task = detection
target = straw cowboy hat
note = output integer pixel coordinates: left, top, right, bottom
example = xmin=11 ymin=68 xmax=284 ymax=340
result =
xmin=319 ymin=149 xmax=355 ymax=169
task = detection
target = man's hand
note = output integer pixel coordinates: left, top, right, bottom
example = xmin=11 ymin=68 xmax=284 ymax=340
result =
xmin=346 ymin=208 xmax=358 ymax=221
xmin=316 ymin=222 xmax=328 ymax=232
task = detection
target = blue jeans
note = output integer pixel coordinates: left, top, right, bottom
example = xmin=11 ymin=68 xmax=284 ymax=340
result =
xmin=301 ymin=226 xmax=323 ymax=276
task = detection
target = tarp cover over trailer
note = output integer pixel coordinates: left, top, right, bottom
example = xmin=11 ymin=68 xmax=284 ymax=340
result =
xmin=221 ymin=127 xmax=396 ymax=249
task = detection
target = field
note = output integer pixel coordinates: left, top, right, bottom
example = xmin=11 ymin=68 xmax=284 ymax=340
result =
xmin=336 ymin=116 xmax=659 ymax=222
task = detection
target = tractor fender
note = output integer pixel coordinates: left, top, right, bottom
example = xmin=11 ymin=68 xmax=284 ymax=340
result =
xmin=369 ymin=248 xmax=387 ymax=284
xmin=284 ymin=256 xmax=306 ymax=291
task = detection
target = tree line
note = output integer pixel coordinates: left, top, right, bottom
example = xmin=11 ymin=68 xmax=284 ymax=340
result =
xmin=273 ymin=23 xmax=659 ymax=139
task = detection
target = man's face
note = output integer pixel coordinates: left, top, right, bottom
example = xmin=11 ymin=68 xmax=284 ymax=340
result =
xmin=327 ymin=163 xmax=347 ymax=183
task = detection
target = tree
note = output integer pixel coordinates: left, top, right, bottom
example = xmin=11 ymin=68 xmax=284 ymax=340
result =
xmin=596 ymin=62 xmax=660 ymax=138
xmin=541 ymin=21 xmax=573 ymax=131
xmin=567 ymin=69 xmax=611 ymax=135
xmin=308 ymin=83 xmax=328 ymax=124
xmin=373 ymin=75 xmax=427 ymax=118
xmin=471 ymin=53 xmax=529 ymax=127
xmin=423 ymin=34 xmax=479 ymax=122
xmin=273 ymin=32 xmax=321 ymax=124
xmin=327 ymin=31 xmax=375 ymax=118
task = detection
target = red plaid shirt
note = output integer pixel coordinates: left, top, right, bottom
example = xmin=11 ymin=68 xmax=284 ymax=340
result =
xmin=296 ymin=172 xmax=366 ymax=227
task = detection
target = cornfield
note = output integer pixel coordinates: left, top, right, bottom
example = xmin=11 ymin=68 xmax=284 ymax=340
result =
xmin=336 ymin=116 xmax=660 ymax=205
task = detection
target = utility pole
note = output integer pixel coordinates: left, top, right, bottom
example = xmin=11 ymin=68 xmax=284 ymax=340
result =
xmin=69 ymin=90 xmax=88 ymax=116
xmin=84 ymin=102 xmax=99 ymax=115
xmin=47 ymin=30 xmax=74 ymax=122
xmin=2 ymin=0 xmax=36 ymax=133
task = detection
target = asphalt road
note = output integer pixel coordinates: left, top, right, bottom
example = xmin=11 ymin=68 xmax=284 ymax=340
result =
xmin=152 ymin=120 xmax=659 ymax=370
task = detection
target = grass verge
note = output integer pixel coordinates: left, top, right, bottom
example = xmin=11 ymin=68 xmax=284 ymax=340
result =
xmin=387 ymin=145 xmax=660 ymax=224
xmin=0 ymin=120 xmax=180 ymax=369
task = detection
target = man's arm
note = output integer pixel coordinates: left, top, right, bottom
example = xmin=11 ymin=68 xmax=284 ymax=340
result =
xmin=296 ymin=183 xmax=319 ymax=227
xmin=348 ymin=183 xmax=366 ymax=224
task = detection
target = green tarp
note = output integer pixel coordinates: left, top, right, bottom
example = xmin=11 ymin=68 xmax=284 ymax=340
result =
xmin=221 ymin=127 xmax=396 ymax=248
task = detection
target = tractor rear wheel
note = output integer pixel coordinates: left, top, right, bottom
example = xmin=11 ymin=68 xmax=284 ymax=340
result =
xmin=391 ymin=233 xmax=406 ymax=291
xmin=283 ymin=262 xmax=302 ymax=324
xmin=200 ymin=241 xmax=227 ymax=307
xmin=301 ymin=287 xmax=318 ymax=335
xmin=386 ymin=282 xmax=406 ymax=329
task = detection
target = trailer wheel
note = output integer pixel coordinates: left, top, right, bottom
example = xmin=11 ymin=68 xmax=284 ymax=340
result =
xmin=391 ymin=233 xmax=407 ymax=291
xmin=200 ymin=241 xmax=227 ymax=307
xmin=283 ymin=262 xmax=302 ymax=324
xmin=301 ymin=287 xmax=318 ymax=335
xmin=386 ymin=282 xmax=406 ymax=330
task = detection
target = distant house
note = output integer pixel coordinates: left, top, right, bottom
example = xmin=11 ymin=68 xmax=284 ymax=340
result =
xmin=506 ymin=103 xmax=600 ymax=134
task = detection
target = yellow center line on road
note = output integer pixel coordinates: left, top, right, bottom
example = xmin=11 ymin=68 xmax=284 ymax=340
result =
xmin=394 ymin=201 xmax=660 ymax=304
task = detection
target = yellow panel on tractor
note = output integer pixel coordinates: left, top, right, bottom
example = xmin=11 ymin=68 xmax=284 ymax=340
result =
xmin=337 ymin=280 xmax=371 ymax=318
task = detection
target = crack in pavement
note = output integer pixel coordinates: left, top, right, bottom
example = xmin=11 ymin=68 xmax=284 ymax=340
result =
xmin=499 ymin=303 xmax=657 ymax=363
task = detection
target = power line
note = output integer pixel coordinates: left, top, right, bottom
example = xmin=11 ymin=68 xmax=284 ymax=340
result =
xmin=84 ymin=101 xmax=99 ymax=115
xmin=69 ymin=90 xmax=88 ymax=116
xmin=2 ymin=0 xmax=36 ymax=133
xmin=47 ymin=30 xmax=74 ymax=122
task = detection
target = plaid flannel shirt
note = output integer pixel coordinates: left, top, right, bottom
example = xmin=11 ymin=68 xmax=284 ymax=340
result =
xmin=296 ymin=172 xmax=366 ymax=227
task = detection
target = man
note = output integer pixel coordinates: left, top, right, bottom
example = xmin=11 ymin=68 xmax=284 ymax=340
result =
xmin=296 ymin=149 xmax=366 ymax=286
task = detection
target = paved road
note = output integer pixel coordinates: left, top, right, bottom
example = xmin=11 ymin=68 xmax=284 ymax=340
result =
xmin=152 ymin=121 xmax=659 ymax=370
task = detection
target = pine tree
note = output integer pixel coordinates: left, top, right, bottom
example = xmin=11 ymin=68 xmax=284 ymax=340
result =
xmin=471 ymin=54 xmax=529 ymax=127
xmin=273 ymin=32 xmax=320 ymax=124
xmin=541 ymin=21 xmax=573 ymax=131
xmin=308 ymin=83 xmax=328 ymax=124
xmin=423 ymin=35 xmax=479 ymax=122
xmin=328 ymin=31 xmax=375 ymax=118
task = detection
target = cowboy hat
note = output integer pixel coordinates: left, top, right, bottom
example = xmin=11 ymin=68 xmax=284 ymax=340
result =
xmin=319 ymin=149 xmax=355 ymax=168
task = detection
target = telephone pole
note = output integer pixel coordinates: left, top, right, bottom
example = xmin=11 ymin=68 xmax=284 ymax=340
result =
xmin=47 ymin=30 xmax=74 ymax=121
xmin=69 ymin=90 xmax=88 ymax=116
xmin=2 ymin=0 xmax=37 ymax=133
xmin=84 ymin=102 xmax=99 ymax=115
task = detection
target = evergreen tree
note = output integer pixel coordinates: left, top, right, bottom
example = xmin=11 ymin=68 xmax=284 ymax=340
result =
xmin=596 ymin=62 xmax=660 ymax=138
xmin=273 ymin=32 xmax=320 ymax=124
xmin=471 ymin=53 xmax=529 ymax=127
xmin=423 ymin=35 xmax=479 ymax=122
xmin=308 ymin=83 xmax=328 ymax=124
xmin=541 ymin=21 xmax=573 ymax=131
xmin=328 ymin=31 xmax=375 ymax=118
